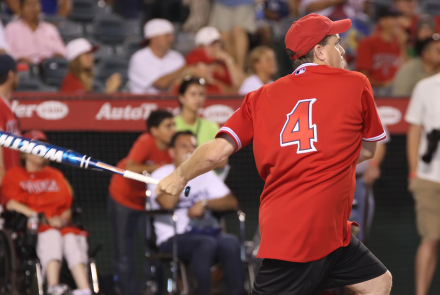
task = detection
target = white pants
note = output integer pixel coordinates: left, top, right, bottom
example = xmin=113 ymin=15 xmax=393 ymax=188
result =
xmin=37 ymin=229 xmax=88 ymax=276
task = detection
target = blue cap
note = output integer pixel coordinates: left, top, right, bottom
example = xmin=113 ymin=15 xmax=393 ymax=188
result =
xmin=0 ymin=54 xmax=17 ymax=75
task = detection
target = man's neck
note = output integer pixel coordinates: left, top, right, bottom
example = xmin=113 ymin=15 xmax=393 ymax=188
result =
xmin=379 ymin=30 xmax=394 ymax=42
xmin=154 ymin=137 xmax=169 ymax=151
xmin=256 ymin=72 xmax=271 ymax=85
xmin=181 ymin=108 xmax=198 ymax=125
xmin=421 ymin=58 xmax=437 ymax=75
xmin=25 ymin=162 xmax=43 ymax=173
xmin=150 ymin=46 xmax=167 ymax=59
xmin=0 ymin=86 xmax=12 ymax=101
xmin=24 ymin=19 xmax=39 ymax=31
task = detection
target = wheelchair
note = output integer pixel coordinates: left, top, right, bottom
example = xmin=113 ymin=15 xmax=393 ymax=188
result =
xmin=0 ymin=208 xmax=100 ymax=295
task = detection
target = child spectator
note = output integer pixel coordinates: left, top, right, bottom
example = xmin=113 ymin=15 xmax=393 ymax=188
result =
xmin=239 ymin=46 xmax=277 ymax=95
xmin=392 ymin=35 xmax=440 ymax=97
xmin=209 ymin=0 xmax=256 ymax=69
xmin=108 ymin=110 xmax=176 ymax=295
xmin=5 ymin=0 xmax=66 ymax=64
xmin=356 ymin=6 xmax=404 ymax=96
xmin=60 ymin=38 xmax=122 ymax=94
xmin=186 ymin=26 xmax=244 ymax=93
xmin=1 ymin=130 xmax=91 ymax=295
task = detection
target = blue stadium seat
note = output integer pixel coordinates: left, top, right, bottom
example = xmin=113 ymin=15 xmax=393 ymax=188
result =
xmin=95 ymin=57 xmax=128 ymax=88
xmin=39 ymin=57 xmax=68 ymax=87
xmin=69 ymin=0 xmax=97 ymax=23
xmin=56 ymin=20 xmax=84 ymax=43
xmin=422 ymin=1 xmax=440 ymax=16
xmin=0 ymin=13 xmax=11 ymax=26
xmin=120 ymin=39 xmax=142 ymax=59
xmin=91 ymin=14 xmax=126 ymax=45
xmin=92 ymin=79 xmax=105 ymax=93
xmin=17 ymin=77 xmax=57 ymax=92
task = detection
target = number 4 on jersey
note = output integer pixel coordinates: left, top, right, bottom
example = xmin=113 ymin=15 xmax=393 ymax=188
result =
xmin=280 ymin=99 xmax=317 ymax=153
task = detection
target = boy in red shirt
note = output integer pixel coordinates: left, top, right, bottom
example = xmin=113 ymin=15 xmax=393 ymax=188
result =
xmin=356 ymin=7 xmax=404 ymax=96
xmin=108 ymin=110 xmax=175 ymax=295
xmin=155 ymin=14 xmax=392 ymax=295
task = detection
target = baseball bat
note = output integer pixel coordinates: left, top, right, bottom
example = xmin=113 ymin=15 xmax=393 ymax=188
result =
xmin=0 ymin=131 xmax=190 ymax=197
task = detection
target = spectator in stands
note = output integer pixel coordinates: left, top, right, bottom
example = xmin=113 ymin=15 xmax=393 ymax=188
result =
xmin=149 ymin=131 xmax=245 ymax=295
xmin=405 ymin=73 xmax=440 ymax=295
xmin=60 ymin=38 xmax=122 ymax=94
xmin=186 ymin=26 xmax=244 ymax=93
xmin=393 ymin=0 xmax=420 ymax=46
xmin=0 ymin=20 xmax=10 ymax=54
xmin=5 ymin=0 xmax=66 ymax=64
xmin=1 ymin=130 xmax=92 ymax=295
xmin=209 ymin=0 xmax=256 ymax=70
xmin=239 ymin=46 xmax=277 ymax=95
xmin=108 ymin=110 xmax=176 ymax=295
xmin=5 ymin=0 xmax=72 ymax=17
xmin=175 ymin=77 xmax=220 ymax=146
xmin=356 ymin=6 xmax=404 ymax=96
xmin=128 ymin=18 xmax=203 ymax=94
xmin=392 ymin=34 xmax=440 ymax=97
xmin=299 ymin=0 xmax=357 ymax=20
xmin=0 ymin=54 xmax=20 ymax=184
xmin=256 ymin=0 xmax=300 ymax=47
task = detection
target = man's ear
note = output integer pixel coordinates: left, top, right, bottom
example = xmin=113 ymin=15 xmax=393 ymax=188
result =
xmin=150 ymin=126 xmax=158 ymax=137
xmin=168 ymin=148 xmax=175 ymax=159
xmin=314 ymin=45 xmax=325 ymax=62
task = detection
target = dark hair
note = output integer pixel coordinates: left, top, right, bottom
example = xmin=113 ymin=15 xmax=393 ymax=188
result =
xmin=287 ymin=35 xmax=331 ymax=69
xmin=146 ymin=110 xmax=174 ymax=132
xmin=178 ymin=76 xmax=206 ymax=96
xmin=170 ymin=130 xmax=196 ymax=148
xmin=415 ymin=34 xmax=440 ymax=57
xmin=0 ymin=73 xmax=9 ymax=85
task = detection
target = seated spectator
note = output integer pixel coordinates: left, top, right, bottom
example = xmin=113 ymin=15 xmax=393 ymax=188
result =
xmin=5 ymin=0 xmax=66 ymax=64
xmin=5 ymin=0 xmax=72 ymax=17
xmin=356 ymin=6 xmax=404 ymax=96
xmin=128 ymin=18 xmax=203 ymax=94
xmin=407 ymin=15 xmax=438 ymax=57
xmin=209 ymin=0 xmax=256 ymax=69
xmin=60 ymin=38 xmax=122 ymax=94
xmin=175 ymin=77 xmax=220 ymax=145
xmin=392 ymin=34 xmax=440 ymax=97
xmin=149 ymin=131 xmax=246 ymax=295
xmin=239 ymin=45 xmax=277 ymax=95
xmin=0 ymin=130 xmax=91 ymax=295
xmin=256 ymin=0 xmax=300 ymax=46
xmin=0 ymin=20 xmax=10 ymax=54
xmin=393 ymin=0 xmax=420 ymax=46
xmin=186 ymin=26 xmax=244 ymax=93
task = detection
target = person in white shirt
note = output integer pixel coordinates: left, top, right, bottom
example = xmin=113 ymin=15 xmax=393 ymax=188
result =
xmin=149 ymin=131 xmax=246 ymax=295
xmin=405 ymin=73 xmax=440 ymax=295
xmin=128 ymin=19 xmax=203 ymax=94
xmin=238 ymin=46 xmax=277 ymax=95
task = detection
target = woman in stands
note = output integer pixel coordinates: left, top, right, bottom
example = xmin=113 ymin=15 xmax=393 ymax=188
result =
xmin=60 ymin=38 xmax=121 ymax=94
xmin=238 ymin=46 xmax=277 ymax=95
xmin=0 ymin=130 xmax=92 ymax=295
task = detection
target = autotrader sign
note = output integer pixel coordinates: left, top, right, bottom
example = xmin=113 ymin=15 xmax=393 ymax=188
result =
xmin=11 ymin=94 xmax=410 ymax=134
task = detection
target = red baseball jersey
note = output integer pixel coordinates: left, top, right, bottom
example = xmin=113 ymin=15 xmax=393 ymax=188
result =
xmin=217 ymin=63 xmax=385 ymax=263
xmin=0 ymin=96 xmax=21 ymax=173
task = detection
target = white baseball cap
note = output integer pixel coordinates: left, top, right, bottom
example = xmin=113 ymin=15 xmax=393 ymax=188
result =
xmin=195 ymin=26 xmax=221 ymax=46
xmin=144 ymin=18 xmax=174 ymax=39
xmin=66 ymin=38 xmax=98 ymax=61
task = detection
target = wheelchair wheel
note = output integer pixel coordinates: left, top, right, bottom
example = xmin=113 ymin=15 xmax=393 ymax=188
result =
xmin=0 ymin=229 xmax=17 ymax=295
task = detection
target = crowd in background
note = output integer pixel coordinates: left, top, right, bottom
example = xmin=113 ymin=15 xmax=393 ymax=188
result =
xmin=0 ymin=0 xmax=436 ymax=97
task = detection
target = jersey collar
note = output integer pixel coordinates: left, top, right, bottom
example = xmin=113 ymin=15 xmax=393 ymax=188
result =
xmin=0 ymin=95 xmax=12 ymax=111
xmin=292 ymin=63 xmax=319 ymax=75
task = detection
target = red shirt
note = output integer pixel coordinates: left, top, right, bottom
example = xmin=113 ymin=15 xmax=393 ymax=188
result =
xmin=356 ymin=34 xmax=402 ymax=83
xmin=0 ymin=96 xmax=21 ymax=172
xmin=0 ymin=166 xmax=85 ymax=236
xmin=217 ymin=64 xmax=385 ymax=262
xmin=186 ymin=48 xmax=233 ymax=86
xmin=109 ymin=133 xmax=172 ymax=210
xmin=60 ymin=72 xmax=86 ymax=93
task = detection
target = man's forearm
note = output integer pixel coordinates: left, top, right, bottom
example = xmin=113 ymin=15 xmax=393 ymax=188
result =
xmin=206 ymin=194 xmax=238 ymax=211
xmin=6 ymin=200 xmax=36 ymax=217
xmin=125 ymin=160 xmax=160 ymax=174
xmin=177 ymin=137 xmax=235 ymax=183
xmin=371 ymin=143 xmax=386 ymax=164
xmin=153 ymin=66 xmax=187 ymax=91
xmin=407 ymin=124 xmax=422 ymax=173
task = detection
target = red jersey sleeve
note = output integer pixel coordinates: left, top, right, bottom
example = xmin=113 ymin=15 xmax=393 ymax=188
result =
xmin=216 ymin=90 xmax=255 ymax=152
xmin=126 ymin=133 xmax=151 ymax=163
xmin=356 ymin=38 xmax=373 ymax=73
xmin=0 ymin=169 xmax=28 ymax=205
xmin=361 ymin=77 xmax=386 ymax=141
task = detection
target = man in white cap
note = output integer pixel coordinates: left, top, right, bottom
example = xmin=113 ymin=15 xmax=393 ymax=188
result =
xmin=185 ymin=26 xmax=244 ymax=92
xmin=128 ymin=18 xmax=202 ymax=94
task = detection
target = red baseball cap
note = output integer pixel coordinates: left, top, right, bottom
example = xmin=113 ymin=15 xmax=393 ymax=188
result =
xmin=285 ymin=14 xmax=352 ymax=60
xmin=23 ymin=130 xmax=48 ymax=142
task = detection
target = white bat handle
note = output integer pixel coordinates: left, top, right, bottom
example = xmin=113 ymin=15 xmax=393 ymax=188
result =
xmin=123 ymin=170 xmax=159 ymax=185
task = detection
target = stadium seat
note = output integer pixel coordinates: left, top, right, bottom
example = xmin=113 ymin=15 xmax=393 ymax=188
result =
xmin=0 ymin=13 xmax=11 ymax=26
xmin=173 ymin=31 xmax=196 ymax=56
xmin=422 ymin=1 xmax=440 ymax=15
xmin=39 ymin=57 xmax=68 ymax=87
xmin=17 ymin=77 xmax=57 ymax=92
xmin=120 ymin=39 xmax=142 ymax=59
xmin=92 ymin=79 xmax=105 ymax=93
xmin=88 ymin=39 xmax=114 ymax=61
xmin=69 ymin=0 xmax=98 ymax=23
xmin=95 ymin=57 xmax=129 ymax=87
xmin=90 ymin=14 xmax=126 ymax=45
xmin=124 ymin=19 xmax=143 ymax=39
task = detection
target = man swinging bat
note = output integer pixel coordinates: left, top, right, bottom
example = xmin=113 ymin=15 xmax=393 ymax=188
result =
xmin=155 ymin=14 xmax=392 ymax=295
